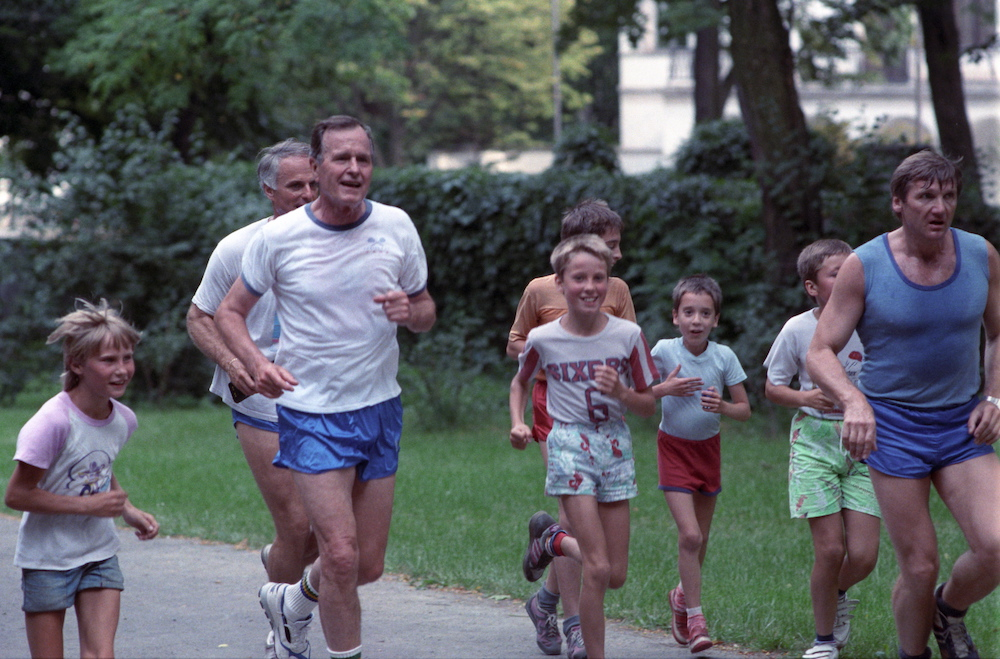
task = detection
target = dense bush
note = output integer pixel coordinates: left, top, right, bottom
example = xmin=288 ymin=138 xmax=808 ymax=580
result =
xmin=0 ymin=109 xmax=267 ymax=400
xmin=3 ymin=115 xmax=996 ymax=406
xmin=551 ymin=122 xmax=620 ymax=174
xmin=673 ymin=119 xmax=755 ymax=180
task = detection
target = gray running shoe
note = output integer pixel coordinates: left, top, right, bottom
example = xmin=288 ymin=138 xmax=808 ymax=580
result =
xmin=525 ymin=590 xmax=561 ymax=655
xmin=833 ymin=594 xmax=858 ymax=648
xmin=523 ymin=511 xmax=560 ymax=582
xmin=259 ymin=582 xmax=312 ymax=659
xmin=261 ymin=543 xmax=272 ymax=572
xmin=565 ymin=623 xmax=587 ymax=659
xmin=933 ymin=585 xmax=979 ymax=659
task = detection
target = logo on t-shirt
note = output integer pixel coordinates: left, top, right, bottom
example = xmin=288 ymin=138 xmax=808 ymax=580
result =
xmin=65 ymin=450 xmax=112 ymax=496
xmin=365 ymin=237 xmax=388 ymax=253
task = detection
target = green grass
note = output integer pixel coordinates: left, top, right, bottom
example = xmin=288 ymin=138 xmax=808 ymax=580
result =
xmin=1 ymin=381 xmax=998 ymax=657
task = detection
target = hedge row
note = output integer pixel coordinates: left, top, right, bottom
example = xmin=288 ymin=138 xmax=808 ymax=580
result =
xmin=2 ymin=112 xmax=995 ymax=405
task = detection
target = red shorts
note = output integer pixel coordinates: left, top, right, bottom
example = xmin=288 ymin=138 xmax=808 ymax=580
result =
xmin=531 ymin=379 xmax=554 ymax=442
xmin=657 ymin=430 xmax=721 ymax=495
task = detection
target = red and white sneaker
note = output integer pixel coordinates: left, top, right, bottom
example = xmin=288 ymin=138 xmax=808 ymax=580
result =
xmin=669 ymin=587 xmax=689 ymax=645
xmin=687 ymin=613 xmax=713 ymax=655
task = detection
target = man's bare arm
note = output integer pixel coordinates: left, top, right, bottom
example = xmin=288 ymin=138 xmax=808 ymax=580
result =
xmin=186 ymin=303 xmax=255 ymax=394
xmin=969 ymin=242 xmax=1000 ymax=443
xmin=807 ymin=253 xmax=875 ymax=459
xmin=216 ymin=279 xmax=297 ymax=398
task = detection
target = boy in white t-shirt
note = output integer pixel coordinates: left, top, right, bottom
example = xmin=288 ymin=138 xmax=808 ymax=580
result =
xmin=511 ymin=234 xmax=658 ymax=659
xmin=4 ymin=299 xmax=159 ymax=659
xmin=764 ymin=239 xmax=880 ymax=659
xmin=650 ymin=273 xmax=751 ymax=654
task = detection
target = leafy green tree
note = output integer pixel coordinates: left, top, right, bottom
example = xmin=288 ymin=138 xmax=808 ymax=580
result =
xmin=52 ymin=0 xmax=412 ymax=161
xmin=796 ymin=0 xmax=988 ymax=201
xmin=0 ymin=0 xmax=101 ymax=174
xmin=395 ymin=0 xmax=602 ymax=162
xmin=563 ymin=0 xmax=645 ymax=132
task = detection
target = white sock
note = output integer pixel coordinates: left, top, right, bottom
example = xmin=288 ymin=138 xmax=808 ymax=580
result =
xmin=328 ymin=645 xmax=362 ymax=659
xmin=283 ymin=569 xmax=319 ymax=618
xmin=686 ymin=606 xmax=703 ymax=617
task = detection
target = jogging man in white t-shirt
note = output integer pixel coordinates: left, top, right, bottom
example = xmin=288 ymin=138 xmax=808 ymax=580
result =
xmin=188 ymin=140 xmax=319 ymax=597
xmin=216 ymin=115 xmax=436 ymax=659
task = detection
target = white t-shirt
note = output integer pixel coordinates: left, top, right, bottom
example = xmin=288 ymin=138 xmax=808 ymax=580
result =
xmin=763 ymin=308 xmax=864 ymax=420
xmin=652 ymin=337 xmax=747 ymax=440
xmin=13 ymin=392 xmax=138 ymax=570
xmin=241 ymin=200 xmax=429 ymax=414
xmin=191 ymin=217 xmax=279 ymax=421
xmin=517 ymin=314 xmax=659 ymax=425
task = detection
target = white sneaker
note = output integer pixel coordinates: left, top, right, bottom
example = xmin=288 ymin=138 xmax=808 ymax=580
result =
xmin=259 ymin=582 xmax=312 ymax=659
xmin=264 ymin=631 xmax=278 ymax=659
xmin=803 ymin=642 xmax=839 ymax=659
xmin=833 ymin=595 xmax=859 ymax=648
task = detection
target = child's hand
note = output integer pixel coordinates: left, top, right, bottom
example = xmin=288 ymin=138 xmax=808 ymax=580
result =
xmin=89 ymin=489 xmax=129 ymax=518
xmin=655 ymin=365 xmax=703 ymax=398
xmin=510 ymin=423 xmax=533 ymax=450
xmin=594 ymin=364 xmax=624 ymax=399
xmin=700 ymin=386 xmax=720 ymax=413
xmin=123 ymin=504 xmax=160 ymax=541
xmin=802 ymin=388 xmax=838 ymax=413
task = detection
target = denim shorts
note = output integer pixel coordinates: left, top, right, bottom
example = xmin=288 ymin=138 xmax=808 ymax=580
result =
xmin=276 ymin=397 xmax=403 ymax=480
xmin=22 ymin=555 xmax=124 ymax=612
xmin=232 ymin=408 xmax=280 ymax=434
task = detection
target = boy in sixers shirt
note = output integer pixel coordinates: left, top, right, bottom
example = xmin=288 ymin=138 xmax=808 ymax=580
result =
xmin=510 ymin=233 xmax=658 ymax=659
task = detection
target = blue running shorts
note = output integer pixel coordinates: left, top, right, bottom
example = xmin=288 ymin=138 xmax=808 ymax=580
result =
xmin=275 ymin=397 xmax=403 ymax=480
xmin=232 ymin=409 xmax=279 ymax=434
xmin=22 ymin=555 xmax=124 ymax=612
xmin=866 ymin=397 xmax=995 ymax=479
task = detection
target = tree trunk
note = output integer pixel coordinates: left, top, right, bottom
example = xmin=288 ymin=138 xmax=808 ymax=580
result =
xmin=728 ymin=0 xmax=823 ymax=282
xmin=916 ymin=0 xmax=983 ymax=201
xmin=693 ymin=23 xmax=724 ymax=123
xmin=693 ymin=0 xmax=724 ymax=125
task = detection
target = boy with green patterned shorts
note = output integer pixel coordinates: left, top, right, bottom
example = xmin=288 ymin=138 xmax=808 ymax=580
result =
xmin=764 ymin=239 xmax=881 ymax=659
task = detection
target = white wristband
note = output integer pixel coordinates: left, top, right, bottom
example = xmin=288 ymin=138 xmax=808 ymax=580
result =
xmin=985 ymin=395 xmax=1000 ymax=409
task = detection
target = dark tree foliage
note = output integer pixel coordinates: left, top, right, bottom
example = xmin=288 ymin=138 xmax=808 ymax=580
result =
xmin=0 ymin=0 xmax=104 ymax=174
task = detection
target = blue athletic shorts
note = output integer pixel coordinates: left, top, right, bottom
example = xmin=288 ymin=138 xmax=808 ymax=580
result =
xmin=232 ymin=409 xmax=279 ymax=434
xmin=21 ymin=555 xmax=124 ymax=612
xmin=866 ymin=397 xmax=995 ymax=479
xmin=275 ymin=397 xmax=403 ymax=480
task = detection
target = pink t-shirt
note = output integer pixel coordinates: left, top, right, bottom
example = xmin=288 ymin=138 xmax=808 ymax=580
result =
xmin=13 ymin=392 xmax=137 ymax=570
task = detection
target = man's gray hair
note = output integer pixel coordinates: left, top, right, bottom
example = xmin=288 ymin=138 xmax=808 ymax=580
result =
xmin=257 ymin=139 xmax=311 ymax=192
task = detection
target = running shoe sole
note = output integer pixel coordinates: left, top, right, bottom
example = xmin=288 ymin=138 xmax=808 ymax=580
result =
xmin=522 ymin=511 xmax=557 ymax=582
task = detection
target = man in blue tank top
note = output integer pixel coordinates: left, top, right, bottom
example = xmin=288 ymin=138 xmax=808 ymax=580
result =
xmin=807 ymin=150 xmax=1000 ymax=659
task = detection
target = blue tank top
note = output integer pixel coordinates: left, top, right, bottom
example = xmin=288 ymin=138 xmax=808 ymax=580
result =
xmin=855 ymin=228 xmax=988 ymax=407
